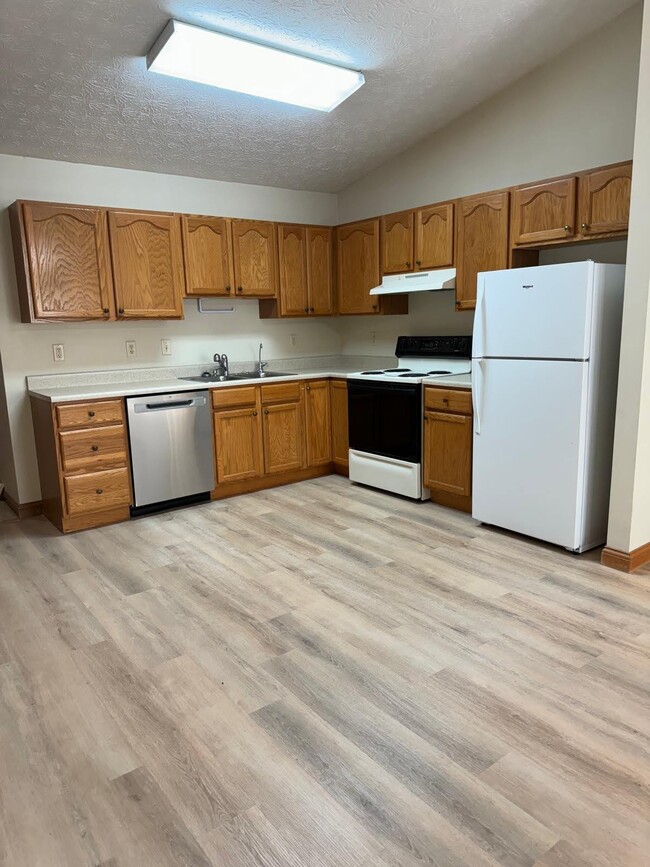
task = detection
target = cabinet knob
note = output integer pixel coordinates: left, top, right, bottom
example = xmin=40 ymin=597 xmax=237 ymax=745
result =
xmin=406 ymin=261 xmax=411 ymax=268
xmin=252 ymin=411 xmax=258 ymax=416
xmin=237 ymin=286 xmax=243 ymax=293
xmin=304 ymin=307 xmax=309 ymax=313
xmin=103 ymin=308 xmax=109 ymax=315
xmin=118 ymin=307 xmax=124 ymax=315
xmin=91 ymin=445 xmax=99 ymax=452
xmin=95 ymin=488 xmax=103 ymax=495
xmin=88 ymin=411 xmax=95 ymax=417
xmin=416 ymin=259 xmax=421 ymax=266
xmin=306 ymin=385 xmax=311 ymax=391
xmin=581 ymin=223 xmax=588 ymax=230
xmin=264 ymin=409 xmax=269 ymax=415
xmin=564 ymin=225 xmax=570 ymax=232
xmin=226 ymin=286 xmax=231 ymax=293
xmin=309 ymin=307 xmax=314 ymax=313
xmin=372 ymin=303 xmax=378 ymax=311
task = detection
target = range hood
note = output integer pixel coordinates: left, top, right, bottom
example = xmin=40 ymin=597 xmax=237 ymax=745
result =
xmin=369 ymin=268 xmax=456 ymax=296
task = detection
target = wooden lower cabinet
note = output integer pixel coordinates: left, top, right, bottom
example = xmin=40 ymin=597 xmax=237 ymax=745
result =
xmin=330 ymin=379 xmax=349 ymax=474
xmin=30 ymin=396 xmax=132 ymax=532
xmin=263 ymin=402 xmax=303 ymax=473
xmin=303 ymin=380 xmax=331 ymax=466
xmin=214 ymin=406 xmax=263 ymax=483
xmin=423 ymin=386 xmax=473 ymax=512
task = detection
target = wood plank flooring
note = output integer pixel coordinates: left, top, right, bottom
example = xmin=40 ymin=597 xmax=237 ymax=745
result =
xmin=0 ymin=475 xmax=648 ymax=866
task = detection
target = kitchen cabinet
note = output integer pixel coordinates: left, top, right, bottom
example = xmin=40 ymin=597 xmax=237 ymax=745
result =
xmin=330 ymin=379 xmax=349 ymax=474
xmin=423 ymin=386 xmax=473 ymax=511
xmin=415 ymin=202 xmax=454 ymax=270
xmin=261 ymin=381 xmax=303 ymax=473
xmin=455 ymin=191 xmax=509 ymax=311
xmin=577 ymin=162 xmax=632 ymax=238
xmin=381 ymin=211 xmax=414 ymax=274
xmin=260 ymin=225 xmax=334 ymax=318
xmin=511 ymin=177 xmax=576 ymax=246
xmin=213 ymin=406 xmax=264 ymax=483
xmin=303 ymin=379 xmax=331 ymax=467
xmin=108 ymin=209 xmax=185 ymax=318
xmin=10 ymin=201 xmax=114 ymax=322
xmin=336 ymin=219 xmax=408 ymax=316
xmin=30 ymin=396 xmax=132 ymax=532
xmin=231 ymin=219 xmax=277 ymax=297
xmin=181 ymin=215 xmax=234 ymax=297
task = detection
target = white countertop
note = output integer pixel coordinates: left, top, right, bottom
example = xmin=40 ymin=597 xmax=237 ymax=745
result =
xmin=423 ymin=373 xmax=471 ymax=389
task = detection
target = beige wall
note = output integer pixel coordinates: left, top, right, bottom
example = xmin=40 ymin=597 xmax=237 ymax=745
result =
xmin=607 ymin=0 xmax=650 ymax=554
xmin=337 ymin=4 xmax=640 ymax=356
xmin=0 ymin=155 xmax=339 ymax=503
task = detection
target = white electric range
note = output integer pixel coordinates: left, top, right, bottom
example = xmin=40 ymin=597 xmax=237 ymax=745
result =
xmin=347 ymin=335 xmax=472 ymax=499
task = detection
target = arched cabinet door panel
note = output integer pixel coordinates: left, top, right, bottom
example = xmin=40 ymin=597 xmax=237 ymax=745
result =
xmin=455 ymin=191 xmax=510 ymax=311
xmin=231 ymin=219 xmax=277 ymax=297
xmin=182 ymin=215 xmax=234 ymax=297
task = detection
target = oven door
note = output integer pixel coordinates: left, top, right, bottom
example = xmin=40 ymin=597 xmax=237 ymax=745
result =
xmin=348 ymin=379 xmax=422 ymax=463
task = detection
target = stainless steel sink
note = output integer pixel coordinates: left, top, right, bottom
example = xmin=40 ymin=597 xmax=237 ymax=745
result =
xmin=179 ymin=371 xmax=286 ymax=384
xmin=232 ymin=371 xmax=286 ymax=379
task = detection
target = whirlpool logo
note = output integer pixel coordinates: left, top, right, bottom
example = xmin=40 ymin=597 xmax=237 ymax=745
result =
xmin=522 ymin=284 xmax=534 ymax=290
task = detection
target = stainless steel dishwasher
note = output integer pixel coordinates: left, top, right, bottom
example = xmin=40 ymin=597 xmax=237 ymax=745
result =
xmin=126 ymin=391 xmax=214 ymax=513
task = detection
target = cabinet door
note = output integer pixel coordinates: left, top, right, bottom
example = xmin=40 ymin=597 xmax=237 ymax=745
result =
xmin=330 ymin=379 xmax=349 ymax=470
xmin=577 ymin=162 xmax=632 ymax=237
xmin=336 ymin=220 xmax=381 ymax=315
xmin=306 ymin=227 xmax=334 ymax=315
xmin=262 ymin=402 xmax=303 ymax=474
xmin=214 ymin=407 xmax=263 ymax=483
xmin=415 ymin=202 xmax=454 ymax=269
xmin=423 ymin=411 xmax=472 ymax=496
xmin=231 ymin=220 xmax=277 ymax=297
xmin=304 ymin=380 xmax=331 ymax=467
xmin=108 ymin=210 xmax=184 ymax=318
xmin=511 ymin=178 xmax=576 ymax=245
xmin=381 ymin=211 xmax=414 ymax=274
xmin=181 ymin=216 xmax=233 ymax=297
xmin=456 ymin=192 xmax=509 ymax=310
xmin=20 ymin=202 xmax=114 ymax=321
xmin=277 ymin=224 xmax=309 ymax=315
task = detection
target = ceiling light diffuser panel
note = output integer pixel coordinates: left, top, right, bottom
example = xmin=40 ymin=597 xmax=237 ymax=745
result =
xmin=147 ymin=20 xmax=365 ymax=112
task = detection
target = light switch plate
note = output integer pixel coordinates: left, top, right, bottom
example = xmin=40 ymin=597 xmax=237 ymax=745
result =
xmin=161 ymin=338 xmax=172 ymax=356
xmin=52 ymin=344 xmax=65 ymax=362
xmin=125 ymin=340 xmax=137 ymax=358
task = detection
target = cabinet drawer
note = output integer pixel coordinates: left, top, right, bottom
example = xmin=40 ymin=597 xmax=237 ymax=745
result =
xmin=59 ymin=425 xmax=128 ymax=472
xmin=261 ymin=381 xmax=301 ymax=404
xmin=64 ymin=468 xmax=131 ymax=515
xmin=212 ymin=386 xmax=257 ymax=409
xmin=56 ymin=399 xmax=124 ymax=430
xmin=424 ymin=387 xmax=472 ymax=414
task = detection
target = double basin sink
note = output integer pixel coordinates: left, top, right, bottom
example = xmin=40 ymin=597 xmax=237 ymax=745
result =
xmin=179 ymin=371 xmax=286 ymax=384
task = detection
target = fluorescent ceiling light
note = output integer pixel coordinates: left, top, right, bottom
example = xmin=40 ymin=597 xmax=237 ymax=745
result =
xmin=147 ymin=20 xmax=364 ymax=112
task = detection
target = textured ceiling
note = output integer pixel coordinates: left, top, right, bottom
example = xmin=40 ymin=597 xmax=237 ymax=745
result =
xmin=0 ymin=0 xmax=638 ymax=192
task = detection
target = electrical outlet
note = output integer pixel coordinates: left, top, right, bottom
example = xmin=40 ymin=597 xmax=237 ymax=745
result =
xmin=161 ymin=338 xmax=172 ymax=356
xmin=52 ymin=344 xmax=65 ymax=362
xmin=290 ymin=333 xmax=297 ymax=347
xmin=370 ymin=331 xmax=377 ymax=346
xmin=125 ymin=340 xmax=137 ymax=359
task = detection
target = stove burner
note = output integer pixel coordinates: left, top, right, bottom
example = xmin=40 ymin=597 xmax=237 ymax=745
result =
xmin=385 ymin=367 xmax=408 ymax=372
xmin=360 ymin=370 xmax=385 ymax=375
xmin=427 ymin=369 xmax=452 ymax=375
xmin=398 ymin=373 xmax=422 ymax=378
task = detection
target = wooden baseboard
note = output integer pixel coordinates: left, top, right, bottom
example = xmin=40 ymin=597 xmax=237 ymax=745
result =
xmin=211 ymin=465 xmax=332 ymax=500
xmin=332 ymin=461 xmax=349 ymax=477
xmin=3 ymin=491 xmax=43 ymax=519
xmin=601 ymin=541 xmax=650 ymax=573
xmin=429 ymin=489 xmax=472 ymax=514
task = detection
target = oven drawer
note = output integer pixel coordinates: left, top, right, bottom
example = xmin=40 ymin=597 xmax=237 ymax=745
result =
xmin=424 ymin=387 xmax=472 ymax=414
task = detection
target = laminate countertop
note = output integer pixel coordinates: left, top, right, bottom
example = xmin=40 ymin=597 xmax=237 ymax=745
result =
xmin=28 ymin=367 xmax=472 ymax=403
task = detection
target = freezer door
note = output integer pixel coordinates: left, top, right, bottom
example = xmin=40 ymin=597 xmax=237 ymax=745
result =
xmin=474 ymin=261 xmax=594 ymax=360
xmin=472 ymin=358 xmax=589 ymax=550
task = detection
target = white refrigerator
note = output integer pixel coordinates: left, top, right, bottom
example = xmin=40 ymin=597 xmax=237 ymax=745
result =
xmin=471 ymin=261 xmax=625 ymax=552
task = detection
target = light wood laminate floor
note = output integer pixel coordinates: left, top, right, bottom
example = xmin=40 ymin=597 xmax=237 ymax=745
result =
xmin=0 ymin=475 xmax=648 ymax=866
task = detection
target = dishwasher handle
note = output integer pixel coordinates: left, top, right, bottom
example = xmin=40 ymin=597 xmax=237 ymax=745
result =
xmin=132 ymin=395 xmax=208 ymax=413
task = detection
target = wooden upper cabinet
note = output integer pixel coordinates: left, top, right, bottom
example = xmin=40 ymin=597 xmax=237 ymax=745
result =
xmin=577 ymin=162 xmax=632 ymax=237
xmin=455 ymin=191 xmax=509 ymax=310
xmin=336 ymin=219 xmax=381 ymax=315
xmin=181 ymin=215 xmax=233 ymax=297
xmin=11 ymin=202 xmax=114 ymax=322
xmin=381 ymin=211 xmax=414 ymax=274
xmin=277 ymin=224 xmax=309 ymax=315
xmin=306 ymin=227 xmax=334 ymax=315
xmin=511 ymin=177 xmax=576 ymax=245
xmin=108 ymin=210 xmax=184 ymax=319
xmin=304 ymin=380 xmax=331 ymax=467
xmin=231 ymin=219 xmax=277 ymax=297
xmin=415 ymin=202 xmax=454 ymax=270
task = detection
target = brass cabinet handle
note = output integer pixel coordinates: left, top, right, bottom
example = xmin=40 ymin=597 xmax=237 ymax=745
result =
xmin=95 ymin=488 xmax=103 ymax=495
xmin=88 ymin=411 xmax=95 ymax=417
xmin=91 ymin=445 xmax=99 ymax=452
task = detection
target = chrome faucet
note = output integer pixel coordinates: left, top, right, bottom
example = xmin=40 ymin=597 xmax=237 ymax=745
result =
xmin=213 ymin=352 xmax=229 ymax=378
xmin=258 ymin=343 xmax=268 ymax=376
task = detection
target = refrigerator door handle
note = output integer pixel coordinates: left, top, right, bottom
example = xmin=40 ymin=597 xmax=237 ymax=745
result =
xmin=472 ymin=359 xmax=484 ymax=435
